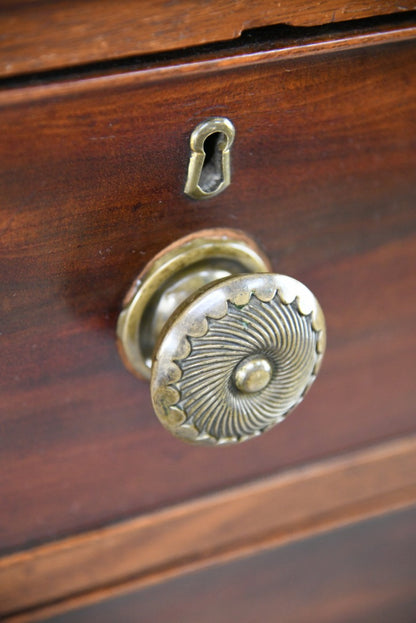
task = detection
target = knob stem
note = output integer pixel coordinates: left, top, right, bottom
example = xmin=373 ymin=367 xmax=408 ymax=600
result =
xmin=117 ymin=229 xmax=271 ymax=380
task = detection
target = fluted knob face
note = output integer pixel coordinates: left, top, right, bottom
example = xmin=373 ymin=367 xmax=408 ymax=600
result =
xmin=151 ymin=274 xmax=326 ymax=446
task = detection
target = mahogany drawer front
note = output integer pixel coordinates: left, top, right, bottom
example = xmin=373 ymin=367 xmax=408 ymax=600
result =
xmin=1 ymin=27 xmax=416 ymax=556
xmin=41 ymin=505 xmax=416 ymax=623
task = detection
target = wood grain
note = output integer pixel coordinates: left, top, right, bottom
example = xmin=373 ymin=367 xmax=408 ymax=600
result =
xmin=0 ymin=1 xmax=414 ymax=77
xmin=1 ymin=435 xmax=416 ymax=619
xmin=34 ymin=505 xmax=416 ymax=623
xmin=1 ymin=24 xmax=416 ymax=555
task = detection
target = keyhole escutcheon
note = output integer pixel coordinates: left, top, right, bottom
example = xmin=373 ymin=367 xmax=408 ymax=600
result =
xmin=184 ymin=117 xmax=235 ymax=200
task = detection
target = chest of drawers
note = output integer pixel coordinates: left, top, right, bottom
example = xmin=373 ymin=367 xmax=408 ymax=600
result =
xmin=1 ymin=3 xmax=416 ymax=621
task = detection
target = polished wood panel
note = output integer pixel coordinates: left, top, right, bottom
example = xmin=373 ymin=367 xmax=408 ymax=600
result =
xmin=10 ymin=505 xmax=416 ymax=623
xmin=1 ymin=26 xmax=415 ymax=555
xmin=1 ymin=436 xmax=415 ymax=618
xmin=0 ymin=1 xmax=414 ymax=76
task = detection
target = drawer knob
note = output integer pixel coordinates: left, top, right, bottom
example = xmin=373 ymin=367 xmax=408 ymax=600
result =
xmin=117 ymin=229 xmax=326 ymax=446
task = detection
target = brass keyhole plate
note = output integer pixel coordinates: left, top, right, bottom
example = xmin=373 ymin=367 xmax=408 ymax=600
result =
xmin=184 ymin=118 xmax=235 ymax=199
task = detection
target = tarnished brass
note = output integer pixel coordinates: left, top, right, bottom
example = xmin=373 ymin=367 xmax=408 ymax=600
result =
xmin=184 ymin=118 xmax=235 ymax=199
xmin=233 ymin=356 xmax=273 ymax=394
xmin=117 ymin=229 xmax=270 ymax=380
xmin=117 ymin=229 xmax=326 ymax=446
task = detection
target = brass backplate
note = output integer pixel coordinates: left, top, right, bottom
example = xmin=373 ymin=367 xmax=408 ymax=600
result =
xmin=117 ymin=229 xmax=270 ymax=380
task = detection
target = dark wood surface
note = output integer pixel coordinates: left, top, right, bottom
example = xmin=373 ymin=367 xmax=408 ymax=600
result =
xmin=38 ymin=505 xmax=416 ymax=623
xmin=2 ymin=436 xmax=415 ymax=618
xmin=0 ymin=1 xmax=414 ymax=77
xmin=1 ymin=25 xmax=416 ymax=556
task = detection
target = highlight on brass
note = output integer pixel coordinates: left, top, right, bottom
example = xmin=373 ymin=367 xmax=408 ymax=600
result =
xmin=117 ymin=229 xmax=326 ymax=446
xmin=184 ymin=118 xmax=235 ymax=199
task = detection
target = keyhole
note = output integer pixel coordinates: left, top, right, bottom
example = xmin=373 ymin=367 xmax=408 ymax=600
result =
xmin=184 ymin=117 xmax=235 ymax=199
xmin=199 ymin=132 xmax=226 ymax=194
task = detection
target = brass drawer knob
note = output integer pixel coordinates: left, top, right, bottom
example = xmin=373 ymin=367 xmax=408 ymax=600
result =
xmin=117 ymin=229 xmax=326 ymax=446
